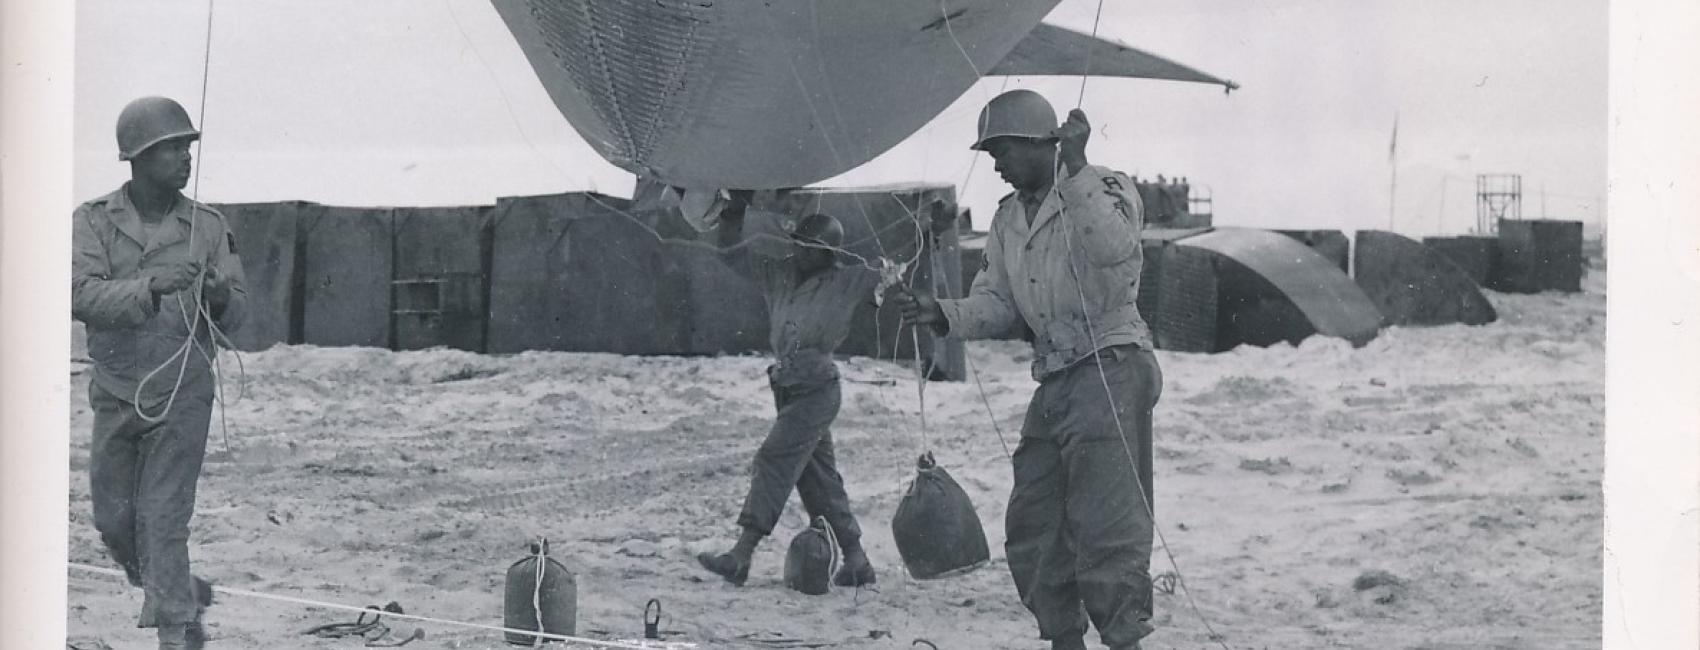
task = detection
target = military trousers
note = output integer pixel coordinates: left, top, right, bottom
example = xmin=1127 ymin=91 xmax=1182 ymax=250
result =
xmin=736 ymin=374 xmax=862 ymax=548
xmin=87 ymin=380 xmax=213 ymax=627
xmin=1007 ymin=345 xmax=1162 ymax=648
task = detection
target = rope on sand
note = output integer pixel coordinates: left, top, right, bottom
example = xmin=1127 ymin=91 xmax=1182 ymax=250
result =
xmin=67 ymin=562 xmax=690 ymax=650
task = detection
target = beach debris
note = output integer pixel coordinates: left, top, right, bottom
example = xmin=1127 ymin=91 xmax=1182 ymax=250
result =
xmin=1154 ymin=571 xmax=1180 ymax=595
xmin=618 ymin=539 xmax=659 ymax=558
xmin=1386 ymin=468 xmax=1441 ymax=486
xmin=1352 ymin=569 xmax=1407 ymax=605
xmin=1312 ymin=588 xmax=1341 ymax=609
xmin=303 ymin=601 xmax=424 ymax=646
xmin=1238 ymin=457 xmax=1294 ymax=475
xmin=1505 ymin=437 xmax=1540 ymax=458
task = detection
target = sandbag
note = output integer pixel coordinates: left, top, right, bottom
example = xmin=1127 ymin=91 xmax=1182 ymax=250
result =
xmin=891 ymin=452 xmax=990 ymax=580
xmin=503 ymin=539 xmax=577 ymax=645
xmin=783 ymin=517 xmax=838 ymax=596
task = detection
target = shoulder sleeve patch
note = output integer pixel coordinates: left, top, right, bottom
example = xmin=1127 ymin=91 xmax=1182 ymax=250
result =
xmin=75 ymin=198 xmax=108 ymax=217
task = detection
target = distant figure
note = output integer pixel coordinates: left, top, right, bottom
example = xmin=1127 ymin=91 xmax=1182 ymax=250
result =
xmin=73 ymin=96 xmax=246 ymax=650
xmin=1156 ymin=173 xmax=1167 ymax=184
xmin=695 ymin=197 xmax=881 ymax=589
xmin=894 ymin=89 xmax=1162 ymax=650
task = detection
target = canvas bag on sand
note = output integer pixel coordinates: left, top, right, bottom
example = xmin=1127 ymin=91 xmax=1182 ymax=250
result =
xmin=783 ymin=517 xmax=838 ymax=596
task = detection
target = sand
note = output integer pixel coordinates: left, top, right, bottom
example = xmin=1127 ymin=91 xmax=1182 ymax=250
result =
xmin=66 ymin=270 xmax=1603 ymax=650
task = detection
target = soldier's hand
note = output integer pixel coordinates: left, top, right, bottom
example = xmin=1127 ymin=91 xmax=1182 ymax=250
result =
xmin=201 ymin=265 xmax=231 ymax=309
xmin=719 ymin=189 xmax=754 ymax=222
xmin=147 ymin=261 xmax=200 ymax=295
xmin=890 ymin=284 xmax=945 ymax=326
xmin=1052 ymin=108 xmax=1091 ymax=173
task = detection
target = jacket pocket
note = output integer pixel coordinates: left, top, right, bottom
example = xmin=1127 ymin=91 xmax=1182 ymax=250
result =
xmin=84 ymin=329 xmax=137 ymax=378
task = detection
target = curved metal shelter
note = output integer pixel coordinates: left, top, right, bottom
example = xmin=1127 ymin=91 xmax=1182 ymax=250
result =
xmin=1176 ymin=228 xmax=1383 ymax=349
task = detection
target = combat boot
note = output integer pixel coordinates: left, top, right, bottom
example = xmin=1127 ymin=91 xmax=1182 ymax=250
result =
xmin=185 ymin=620 xmax=208 ymax=649
xmin=193 ymin=576 xmax=216 ymax=609
xmin=1049 ymin=636 xmax=1087 ymax=650
xmin=695 ymin=552 xmax=751 ymax=586
xmin=157 ymin=623 xmax=190 ymax=650
xmin=831 ymin=547 xmax=876 ymax=587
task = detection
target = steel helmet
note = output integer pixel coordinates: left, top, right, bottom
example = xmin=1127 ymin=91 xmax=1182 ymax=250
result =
xmin=116 ymin=96 xmax=200 ymax=161
xmin=969 ymin=89 xmax=1058 ymax=151
xmin=790 ymin=213 xmax=845 ymax=249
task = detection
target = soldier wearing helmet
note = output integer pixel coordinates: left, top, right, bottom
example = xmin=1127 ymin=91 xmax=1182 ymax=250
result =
xmin=73 ymin=96 xmax=247 ymax=649
xmin=895 ymin=89 xmax=1161 ymax=650
xmin=694 ymin=194 xmax=893 ymax=590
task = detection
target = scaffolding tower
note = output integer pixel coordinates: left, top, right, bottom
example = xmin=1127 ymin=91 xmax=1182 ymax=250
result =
xmin=1475 ymin=174 xmax=1522 ymax=234
xmin=1187 ymin=185 xmax=1214 ymax=219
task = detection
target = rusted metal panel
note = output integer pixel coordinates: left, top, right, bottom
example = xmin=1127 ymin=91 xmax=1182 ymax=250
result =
xmin=301 ymin=206 xmax=393 ymax=348
xmin=212 ymin=201 xmax=309 ymax=351
xmin=1422 ymin=236 xmax=1498 ymax=287
xmin=392 ymin=206 xmax=492 ymax=352
xmin=1493 ymin=219 xmax=1584 ymax=293
xmin=1355 ymin=230 xmax=1496 ymax=326
xmin=487 ymin=193 xmax=670 ymax=355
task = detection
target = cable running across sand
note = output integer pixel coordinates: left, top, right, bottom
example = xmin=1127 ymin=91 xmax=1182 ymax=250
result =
xmin=68 ymin=563 xmax=682 ymax=650
xmin=1051 ymin=3 xmax=1234 ymax=645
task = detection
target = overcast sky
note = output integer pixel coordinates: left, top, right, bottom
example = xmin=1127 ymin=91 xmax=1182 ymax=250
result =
xmin=73 ymin=0 xmax=1606 ymax=236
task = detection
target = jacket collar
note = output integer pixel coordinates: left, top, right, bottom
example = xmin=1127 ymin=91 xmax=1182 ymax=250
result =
xmin=1017 ymin=185 xmax=1063 ymax=245
xmin=106 ymin=182 xmax=191 ymax=250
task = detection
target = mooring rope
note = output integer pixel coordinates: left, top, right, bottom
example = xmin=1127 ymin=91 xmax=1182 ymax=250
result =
xmin=531 ymin=539 xmax=547 ymax=648
xmin=127 ymin=0 xmax=249 ymax=465
xmin=67 ymin=562 xmax=676 ymax=650
xmin=1049 ymin=6 xmax=1232 ymax=642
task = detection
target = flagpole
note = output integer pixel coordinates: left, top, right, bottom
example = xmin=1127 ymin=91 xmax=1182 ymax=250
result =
xmin=1437 ymin=175 xmax=1447 ymax=235
xmin=1388 ymin=112 xmax=1399 ymax=231
xmin=1389 ymin=162 xmax=1398 ymax=231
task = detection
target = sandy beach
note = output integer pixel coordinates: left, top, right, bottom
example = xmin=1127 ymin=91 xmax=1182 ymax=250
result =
xmin=67 ymin=269 xmax=1603 ymax=650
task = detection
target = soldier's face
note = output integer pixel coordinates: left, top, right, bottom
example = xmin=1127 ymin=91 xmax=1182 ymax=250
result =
xmin=132 ymin=137 xmax=194 ymax=190
xmin=791 ymin=241 xmax=835 ymax=273
xmin=985 ymin=137 xmax=1057 ymax=193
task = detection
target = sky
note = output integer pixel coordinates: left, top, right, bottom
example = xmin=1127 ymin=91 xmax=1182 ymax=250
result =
xmin=73 ymin=0 xmax=1607 ymax=236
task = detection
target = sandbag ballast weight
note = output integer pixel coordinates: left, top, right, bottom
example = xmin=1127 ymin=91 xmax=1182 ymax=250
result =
xmin=891 ymin=452 xmax=990 ymax=579
xmin=504 ymin=538 xmax=577 ymax=645
xmin=784 ymin=517 xmax=838 ymax=596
